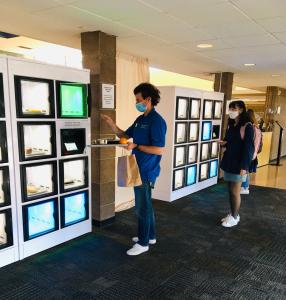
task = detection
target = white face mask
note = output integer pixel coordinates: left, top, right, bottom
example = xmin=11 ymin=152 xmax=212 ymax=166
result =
xmin=229 ymin=111 xmax=239 ymax=119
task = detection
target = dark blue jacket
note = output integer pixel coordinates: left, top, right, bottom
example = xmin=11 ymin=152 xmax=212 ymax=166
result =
xmin=221 ymin=123 xmax=254 ymax=174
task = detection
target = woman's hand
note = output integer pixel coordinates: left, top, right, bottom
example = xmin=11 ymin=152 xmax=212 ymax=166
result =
xmin=127 ymin=142 xmax=137 ymax=151
xmin=219 ymin=140 xmax=227 ymax=146
xmin=240 ymin=169 xmax=247 ymax=176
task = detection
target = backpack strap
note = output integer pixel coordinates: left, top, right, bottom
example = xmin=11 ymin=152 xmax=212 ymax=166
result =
xmin=240 ymin=122 xmax=252 ymax=140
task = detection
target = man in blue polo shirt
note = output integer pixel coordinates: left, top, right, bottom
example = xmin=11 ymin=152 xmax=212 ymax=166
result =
xmin=101 ymin=83 xmax=167 ymax=256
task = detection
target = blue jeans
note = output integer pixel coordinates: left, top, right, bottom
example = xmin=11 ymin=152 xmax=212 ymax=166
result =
xmin=241 ymin=173 xmax=250 ymax=189
xmin=134 ymin=181 xmax=156 ymax=247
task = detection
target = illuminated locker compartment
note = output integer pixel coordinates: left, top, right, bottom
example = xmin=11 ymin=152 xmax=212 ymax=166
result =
xmin=23 ymin=199 xmax=59 ymax=241
xmin=0 ymin=209 xmax=13 ymax=250
xmin=189 ymin=98 xmax=201 ymax=120
xmin=174 ymin=146 xmax=186 ymax=168
xmin=175 ymin=122 xmax=187 ymax=144
xmin=186 ymin=165 xmax=197 ymax=186
xmin=18 ymin=122 xmax=56 ymax=161
xmin=0 ymin=167 xmax=10 ymax=208
xmin=61 ymin=128 xmax=86 ymax=156
xmin=0 ymin=122 xmax=8 ymax=163
xmin=57 ymin=81 xmax=88 ymax=118
xmin=188 ymin=122 xmax=199 ymax=142
xmin=199 ymin=162 xmax=209 ymax=182
xmin=60 ymin=191 xmax=88 ymax=228
xmin=201 ymin=121 xmax=212 ymax=141
xmin=0 ymin=73 xmax=4 ymax=118
xmin=187 ymin=144 xmax=198 ymax=165
xmin=60 ymin=157 xmax=88 ymax=192
xmin=212 ymin=125 xmax=220 ymax=140
xmin=209 ymin=160 xmax=219 ymax=178
xmin=210 ymin=141 xmax=219 ymax=159
xmin=200 ymin=143 xmax=210 ymax=162
xmin=21 ymin=161 xmax=57 ymax=202
xmin=14 ymin=76 xmax=55 ymax=118
xmin=213 ymin=101 xmax=223 ymax=119
xmin=203 ymin=100 xmax=213 ymax=120
xmin=176 ymin=96 xmax=189 ymax=120
xmin=173 ymin=168 xmax=185 ymax=191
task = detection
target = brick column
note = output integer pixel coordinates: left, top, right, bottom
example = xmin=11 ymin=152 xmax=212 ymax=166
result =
xmin=214 ymin=72 xmax=234 ymax=136
xmin=81 ymin=31 xmax=116 ymax=225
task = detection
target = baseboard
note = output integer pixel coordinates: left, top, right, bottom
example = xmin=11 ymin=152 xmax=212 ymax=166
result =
xmin=93 ymin=217 xmax=115 ymax=227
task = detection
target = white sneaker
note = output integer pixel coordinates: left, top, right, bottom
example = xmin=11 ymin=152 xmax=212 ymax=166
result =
xmin=240 ymin=188 xmax=250 ymax=195
xmin=132 ymin=237 xmax=157 ymax=245
xmin=221 ymin=214 xmax=240 ymax=223
xmin=126 ymin=243 xmax=149 ymax=256
xmin=222 ymin=215 xmax=240 ymax=228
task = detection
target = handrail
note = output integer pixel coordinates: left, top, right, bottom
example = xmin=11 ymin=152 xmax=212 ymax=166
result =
xmin=275 ymin=120 xmax=285 ymax=130
xmin=274 ymin=121 xmax=284 ymax=166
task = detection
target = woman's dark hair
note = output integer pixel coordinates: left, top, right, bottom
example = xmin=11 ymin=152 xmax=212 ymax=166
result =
xmin=247 ymin=109 xmax=258 ymax=125
xmin=228 ymin=100 xmax=250 ymax=126
xmin=134 ymin=83 xmax=161 ymax=106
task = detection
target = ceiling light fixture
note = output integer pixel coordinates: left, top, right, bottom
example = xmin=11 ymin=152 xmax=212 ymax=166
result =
xmin=244 ymin=63 xmax=256 ymax=67
xmin=271 ymin=74 xmax=280 ymax=77
xmin=197 ymin=44 xmax=213 ymax=48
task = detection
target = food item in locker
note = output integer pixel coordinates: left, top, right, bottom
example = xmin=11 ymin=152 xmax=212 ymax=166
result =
xmin=64 ymin=177 xmax=75 ymax=185
xmin=25 ymin=109 xmax=47 ymax=114
xmin=120 ymin=137 xmax=128 ymax=144
xmin=25 ymin=148 xmax=32 ymax=155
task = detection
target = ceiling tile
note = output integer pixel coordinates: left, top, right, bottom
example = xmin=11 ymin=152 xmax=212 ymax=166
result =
xmin=273 ymin=32 xmax=286 ymax=43
xmin=231 ymin=0 xmax=286 ymax=19
xmin=176 ymin=39 xmax=233 ymax=51
xmin=257 ymin=17 xmax=286 ymax=33
xmin=226 ymin=34 xmax=280 ymax=47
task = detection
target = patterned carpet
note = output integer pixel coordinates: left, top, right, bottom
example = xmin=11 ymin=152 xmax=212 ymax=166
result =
xmin=0 ymin=183 xmax=286 ymax=299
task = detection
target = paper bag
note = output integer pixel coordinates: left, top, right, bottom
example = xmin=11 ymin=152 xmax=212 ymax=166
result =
xmin=117 ymin=154 xmax=142 ymax=187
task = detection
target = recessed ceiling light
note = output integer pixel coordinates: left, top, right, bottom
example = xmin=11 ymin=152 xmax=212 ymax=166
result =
xmin=197 ymin=44 xmax=213 ymax=48
xmin=244 ymin=63 xmax=256 ymax=66
xmin=271 ymin=74 xmax=280 ymax=77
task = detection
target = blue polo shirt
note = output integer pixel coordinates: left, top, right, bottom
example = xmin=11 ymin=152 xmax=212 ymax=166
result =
xmin=125 ymin=108 xmax=167 ymax=183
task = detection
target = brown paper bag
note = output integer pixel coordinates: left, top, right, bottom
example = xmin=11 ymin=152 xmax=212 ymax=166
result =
xmin=117 ymin=154 xmax=142 ymax=187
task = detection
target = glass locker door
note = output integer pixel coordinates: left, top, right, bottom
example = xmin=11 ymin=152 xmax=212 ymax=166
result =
xmin=212 ymin=125 xmax=220 ymax=140
xmin=175 ymin=122 xmax=187 ymax=144
xmin=200 ymin=143 xmax=210 ymax=162
xmin=186 ymin=165 xmax=197 ymax=186
xmin=213 ymin=101 xmax=223 ymax=119
xmin=0 ymin=167 xmax=10 ymax=208
xmin=23 ymin=199 xmax=59 ymax=241
xmin=18 ymin=122 xmax=56 ymax=161
xmin=21 ymin=161 xmax=58 ymax=202
xmin=203 ymin=100 xmax=213 ymax=119
xmin=176 ymin=96 xmax=189 ymax=120
xmin=0 ymin=73 xmax=5 ymax=118
xmin=0 ymin=209 xmax=13 ymax=250
xmin=199 ymin=163 xmax=209 ymax=181
xmin=189 ymin=98 xmax=201 ymax=120
xmin=201 ymin=121 xmax=212 ymax=141
xmin=60 ymin=157 xmax=88 ymax=192
xmin=174 ymin=146 xmax=186 ymax=168
xmin=173 ymin=168 xmax=185 ymax=191
xmin=209 ymin=160 xmax=219 ymax=178
xmin=188 ymin=122 xmax=199 ymax=142
xmin=210 ymin=141 xmax=219 ymax=159
xmin=187 ymin=144 xmax=198 ymax=165
xmin=60 ymin=191 xmax=88 ymax=228
xmin=0 ymin=122 xmax=8 ymax=163
xmin=14 ymin=76 xmax=55 ymax=118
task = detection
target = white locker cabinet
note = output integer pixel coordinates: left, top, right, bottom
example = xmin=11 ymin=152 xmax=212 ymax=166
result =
xmin=153 ymin=86 xmax=223 ymax=202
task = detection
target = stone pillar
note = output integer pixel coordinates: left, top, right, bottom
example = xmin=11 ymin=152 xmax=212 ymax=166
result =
xmin=81 ymin=31 xmax=116 ymax=225
xmin=265 ymin=86 xmax=279 ymax=127
xmin=214 ymin=72 xmax=234 ymax=136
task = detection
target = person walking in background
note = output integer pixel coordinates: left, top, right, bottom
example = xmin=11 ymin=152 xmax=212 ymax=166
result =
xmin=240 ymin=109 xmax=260 ymax=195
xmin=220 ymin=101 xmax=254 ymax=228
xmin=101 ymin=83 xmax=167 ymax=256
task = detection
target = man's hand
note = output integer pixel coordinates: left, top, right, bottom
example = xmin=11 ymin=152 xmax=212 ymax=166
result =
xmin=101 ymin=114 xmax=114 ymax=127
xmin=240 ymin=169 xmax=247 ymax=176
xmin=127 ymin=142 xmax=137 ymax=151
xmin=219 ymin=140 xmax=227 ymax=146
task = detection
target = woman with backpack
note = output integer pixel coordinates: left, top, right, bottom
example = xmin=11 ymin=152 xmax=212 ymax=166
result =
xmin=219 ymin=101 xmax=254 ymax=228
xmin=240 ymin=109 xmax=261 ymax=195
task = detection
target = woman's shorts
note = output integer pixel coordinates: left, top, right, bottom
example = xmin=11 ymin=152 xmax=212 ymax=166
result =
xmin=224 ymin=171 xmax=247 ymax=183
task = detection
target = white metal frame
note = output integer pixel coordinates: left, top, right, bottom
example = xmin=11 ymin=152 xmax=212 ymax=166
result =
xmin=153 ymin=86 xmax=224 ymax=202
xmin=0 ymin=55 xmax=19 ymax=267
xmin=7 ymin=56 xmax=91 ymax=260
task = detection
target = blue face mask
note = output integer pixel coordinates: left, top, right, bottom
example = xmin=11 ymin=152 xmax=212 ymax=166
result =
xmin=136 ymin=102 xmax=147 ymax=112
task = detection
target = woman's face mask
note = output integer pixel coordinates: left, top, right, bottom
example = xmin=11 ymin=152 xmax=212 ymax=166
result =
xmin=229 ymin=110 xmax=239 ymax=119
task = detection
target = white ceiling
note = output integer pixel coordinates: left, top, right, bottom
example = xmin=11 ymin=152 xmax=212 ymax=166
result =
xmin=1 ymin=0 xmax=286 ymax=90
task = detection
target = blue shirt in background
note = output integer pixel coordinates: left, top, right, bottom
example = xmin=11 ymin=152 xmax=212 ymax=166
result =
xmin=125 ymin=108 xmax=167 ymax=184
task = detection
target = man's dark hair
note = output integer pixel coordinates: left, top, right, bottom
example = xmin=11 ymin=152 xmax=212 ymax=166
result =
xmin=134 ymin=83 xmax=161 ymax=106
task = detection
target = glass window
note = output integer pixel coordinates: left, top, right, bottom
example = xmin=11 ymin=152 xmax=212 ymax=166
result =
xmin=189 ymin=98 xmax=201 ymax=119
xmin=60 ymin=158 xmax=88 ymax=192
xmin=203 ymin=100 xmax=213 ymax=119
xmin=14 ymin=76 xmax=55 ymax=118
xmin=61 ymin=191 xmax=88 ymax=227
xmin=23 ymin=199 xmax=59 ymax=241
xmin=186 ymin=165 xmax=197 ymax=186
xmin=174 ymin=146 xmax=186 ymax=168
xmin=176 ymin=97 xmax=189 ymax=119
